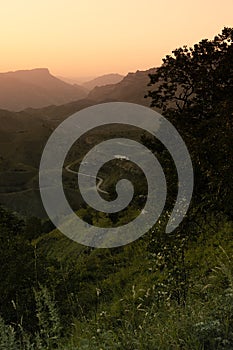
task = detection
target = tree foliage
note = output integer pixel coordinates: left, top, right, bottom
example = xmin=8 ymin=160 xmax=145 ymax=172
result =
xmin=146 ymin=27 xmax=233 ymax=218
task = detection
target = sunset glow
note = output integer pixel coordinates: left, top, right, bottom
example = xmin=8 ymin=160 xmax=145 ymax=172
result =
xmin=1 ymin=0 xmax=232 ymax=78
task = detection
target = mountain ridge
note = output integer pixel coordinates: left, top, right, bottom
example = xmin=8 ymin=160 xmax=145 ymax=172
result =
xmin=87 ymin=68 xmax=157 ymax=106
xmin=0 ymin=68 xmax=88 ymax=111
xmin=82 ymin=73 xmax=124 ymax=90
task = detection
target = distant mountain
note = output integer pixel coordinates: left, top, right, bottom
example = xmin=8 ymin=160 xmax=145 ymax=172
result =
xmin=0 ymin=68 xmax=88 ymax=111
xmin=0 ymin=67 xmax=160 ymax=217
xmin=58 ymin=75 xmax=95 ymax=85
xmin=87 ymin=68 xmax=157 ymax=106
xmin=82 ymin=73 xmax=124 ymax=90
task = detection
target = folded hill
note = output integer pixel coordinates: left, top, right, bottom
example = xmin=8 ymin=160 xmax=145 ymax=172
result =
xmin=0 ymin=67 xmax=158 ymax=217
xmin=87 ymin=68 xmax=157 ymax=105
xmin=0 ymin=68 xmax=88 ymax=111
xmin=82 ymin=73 xmax=124 ymax=90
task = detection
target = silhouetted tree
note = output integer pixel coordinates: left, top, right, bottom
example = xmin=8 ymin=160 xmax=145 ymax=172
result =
xmin=146 ymin=27 xmax=233 ymax=218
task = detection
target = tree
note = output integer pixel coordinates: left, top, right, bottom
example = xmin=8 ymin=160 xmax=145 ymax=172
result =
xmin=147 ymin=27 xmax=233 ymax=118
xmin=0 ymin=207 xmax=50 ymax=333
xmin=146 ymin=27 xmax=233 ymax=219
xmin=25 ymin=216 xmax=43 ymax=241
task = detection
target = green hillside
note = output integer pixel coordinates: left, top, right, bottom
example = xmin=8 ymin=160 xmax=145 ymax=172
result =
xmin=0 ymin=28 xmax=232 ymax=349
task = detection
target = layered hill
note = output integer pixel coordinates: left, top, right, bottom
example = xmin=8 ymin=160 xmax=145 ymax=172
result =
xmin=0 ymin=68 xmax=88 ymax=111
xmin=0 ymin=67 xmax=158 ymax=217
xmin=82 ymin=73 xmax=124 ymax=90
xmin=88 ymin=68 xmax=157 ymax=105
xmin=0 ymin=99 xmax=95 ymax=217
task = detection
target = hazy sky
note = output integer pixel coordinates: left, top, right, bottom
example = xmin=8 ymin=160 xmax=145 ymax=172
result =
xmin=1 ymin=0 xmax=232 ymax=78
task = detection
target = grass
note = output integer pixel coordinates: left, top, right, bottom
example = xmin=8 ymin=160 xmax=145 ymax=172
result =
xmin=0 ymin=201 xmax=232 ymax=350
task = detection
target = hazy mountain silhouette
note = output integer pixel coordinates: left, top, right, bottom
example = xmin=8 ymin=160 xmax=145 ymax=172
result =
xmin=0 ymin=68 xmax=88 ymax=111
xmin=87 ymin=68 xmax=157 ymax=106
xmin=58 ymin=75 xmax=95 ymax=85
xmin=0 ymin=67 xmax=160 ymax=216
xmin=82 ymin=73 xmax=124 ymax=90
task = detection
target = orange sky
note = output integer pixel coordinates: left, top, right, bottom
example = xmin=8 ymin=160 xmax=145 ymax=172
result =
xmin=0 ymin=0 xmax=232 ymax=78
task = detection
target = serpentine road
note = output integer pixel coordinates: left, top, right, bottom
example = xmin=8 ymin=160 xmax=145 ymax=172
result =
xmin=65 ymin=162 xmax=108 ymax=195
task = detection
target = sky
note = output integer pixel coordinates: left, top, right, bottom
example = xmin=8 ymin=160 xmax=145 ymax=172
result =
xmin=0 ymin=0 xmax=232 ymax=78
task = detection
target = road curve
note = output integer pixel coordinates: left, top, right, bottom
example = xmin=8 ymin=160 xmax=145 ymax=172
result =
xmin=65 ymin=162 xmax=108 ymax=195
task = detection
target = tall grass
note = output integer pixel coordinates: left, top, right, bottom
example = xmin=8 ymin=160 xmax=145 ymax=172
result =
xmin=0 ymin=247 xmax=232 ymax=349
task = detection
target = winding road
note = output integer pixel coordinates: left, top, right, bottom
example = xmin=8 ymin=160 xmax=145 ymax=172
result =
xmin=65 ymin=162 xmax=108 ymax=195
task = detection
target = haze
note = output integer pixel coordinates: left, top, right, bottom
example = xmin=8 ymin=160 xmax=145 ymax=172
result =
xmin=1 ymin=0 xmax=232 ymax=78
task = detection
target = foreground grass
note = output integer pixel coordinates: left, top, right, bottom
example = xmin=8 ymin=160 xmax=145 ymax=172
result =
xmin=1 ymin=219 xmax=233 ymax=350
